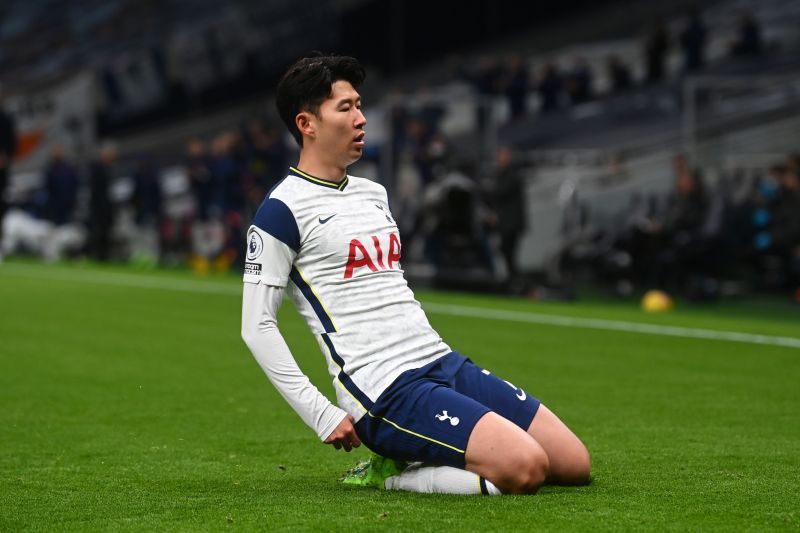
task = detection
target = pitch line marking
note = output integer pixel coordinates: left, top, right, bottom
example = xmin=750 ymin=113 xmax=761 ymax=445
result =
xmin=422 ymin=302 xmax=800 ymax=350
xmin=0 ymin=263 xmax=239 ymax=295
xmin=2 ymin=263 xmax=799 ymax=349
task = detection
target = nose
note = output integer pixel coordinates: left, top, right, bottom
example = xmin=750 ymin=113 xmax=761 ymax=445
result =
xmin=355 ymin=109 xmax=367 ymax=128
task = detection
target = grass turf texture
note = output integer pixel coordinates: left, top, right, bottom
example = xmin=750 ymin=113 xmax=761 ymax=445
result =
xmin=1 ymin=260 xmax=799 ymax=531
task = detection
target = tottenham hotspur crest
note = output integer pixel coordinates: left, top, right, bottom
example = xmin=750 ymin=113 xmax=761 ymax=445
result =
xmin=247 ymin=232 xmax=264 ymax=260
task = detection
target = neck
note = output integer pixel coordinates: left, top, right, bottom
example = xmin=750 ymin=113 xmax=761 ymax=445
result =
xmin=296 ymin=151 xmax=347 ymax=183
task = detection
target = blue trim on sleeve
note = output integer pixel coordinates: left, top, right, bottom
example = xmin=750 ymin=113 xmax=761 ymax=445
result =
xmin=289 ymin=267 xmax=336 ymax=333
xmin=321 ymin=333 xmax=374 ymax=411
xmin=288 ymin=269 xmax=373 ymax=406
xmin=253 ymin=198 xmax=300 ymax=252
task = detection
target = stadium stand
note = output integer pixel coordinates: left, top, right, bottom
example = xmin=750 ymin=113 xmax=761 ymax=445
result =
xmin=1 ymin=0 xmax=798 ymax=299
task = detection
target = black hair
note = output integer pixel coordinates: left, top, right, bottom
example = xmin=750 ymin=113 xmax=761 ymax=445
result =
xmin=276 ymin=54 xmax=366 ymax=147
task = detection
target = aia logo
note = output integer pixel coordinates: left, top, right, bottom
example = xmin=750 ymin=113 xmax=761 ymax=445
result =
xmin=344 ymin=233 xmax=401 ymax=279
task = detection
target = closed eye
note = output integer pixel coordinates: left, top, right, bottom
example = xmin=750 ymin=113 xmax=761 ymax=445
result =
xmin=336 ymin=94 xmax=362 ymax=111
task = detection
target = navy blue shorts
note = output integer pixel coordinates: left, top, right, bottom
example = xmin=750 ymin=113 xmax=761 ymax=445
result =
xmin=354 ymin=352 xmax=541 ymax=468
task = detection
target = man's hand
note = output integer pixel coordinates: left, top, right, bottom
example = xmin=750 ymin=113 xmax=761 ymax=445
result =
xmin=324 ymin=414 xmax=362 ymax=452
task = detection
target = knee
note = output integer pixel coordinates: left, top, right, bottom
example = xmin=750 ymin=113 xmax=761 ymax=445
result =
xmin=561 ymin=445 xmax=592 ymax=486
xmin=505 ymin=448 xmax=550 ymax=494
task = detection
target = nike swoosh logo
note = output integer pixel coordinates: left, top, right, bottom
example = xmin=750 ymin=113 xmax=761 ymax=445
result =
xmin=516 ymin=390 xmax=526 ymax=401
xmin=319 ymin=214 xmax=336 ymax=224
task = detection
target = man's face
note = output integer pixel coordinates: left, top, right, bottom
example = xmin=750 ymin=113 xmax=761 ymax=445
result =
xmin=310 ymin=80 xmax=367 ymax=167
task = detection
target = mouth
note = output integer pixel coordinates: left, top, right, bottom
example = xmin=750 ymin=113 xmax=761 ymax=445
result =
xmin=353 ymin=131 xmax=365 ymax=148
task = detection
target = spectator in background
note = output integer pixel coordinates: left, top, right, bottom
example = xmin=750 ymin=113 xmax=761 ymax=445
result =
xmin=662 ymin=155 xmax=709 ymax=239
xmin=242 ymin=120 xmax=284 ymax=218
xmin=88 ymin=142 xmax=118 ymax=261
xmin=614 ymin=191 xmax=661 ymax=278
xmin=487 ymin=147 xmax=527 ymax=284
xmin=389 ymin=100 xmax=410 ymax=173
xmin=211 ymin=130 xmax=247 ymax=270
xmin=262 ymin=126 xmax=289 ymax=186
xmin=504 ymin=57 xmax=529 ymax=120
xmin=680 ymin=8 xmax=708 ymax=73
xmin=407 ymin=117 xmax=447 ymax=187
xmin=186 ymin=137 xmax=221 ymax=272
xmin=474 ymin=58 xmax=505 ymax=97
xmin=652 ymin=155 xmax=710 ymax=291
xmin=0 ymin=90 xmax=17 ymax=259
xmin=730 ymin=12 xmax=764 ymax=57
xmin=564 ymin=57 xmax=593 ymax=105
xmin=43 ymin=145 xmax=79 ymax=225
xmin=131 ymin=156 xmax=164 ymax=264
xmin=424 ymin=163 xmax=494 ymax=277
xmin=185 ymin=138 xmax=213 ymax=221
xmin=755 ymin=164 xmax=800 ymax=289
xmin=210 ymin=130 xmax=243 ymax=215
xmin=132 ymin=156 xmax=162 ymax=228
xmin=606 ymin=55 xmax=633 ymax=93
xmin=772 ymin=164 xmax=800 ymax=263
xmin=471 ymin=57 xmax=505 ymax=130
xmin=644 ymin=19 xmax=670 ymax=84
xmin=537 ymin=62 xmax=563 ymax=113
xmin=750 ymin=165 xmax=782 ymax=255
xmin=247 ymin=121 xmax=288 ymax=194
xmin=416 ymin=87 xmax=447 ymax=136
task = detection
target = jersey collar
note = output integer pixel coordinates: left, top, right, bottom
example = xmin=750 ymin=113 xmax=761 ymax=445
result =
xmin=288 ymin=166 xmax=349 ymax=191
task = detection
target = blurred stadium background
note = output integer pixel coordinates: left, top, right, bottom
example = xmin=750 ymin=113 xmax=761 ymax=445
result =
xmin=1 ymin=0 xmax=799 ymax=302
xmin=2 ymin=1 xmax=800 ymax=530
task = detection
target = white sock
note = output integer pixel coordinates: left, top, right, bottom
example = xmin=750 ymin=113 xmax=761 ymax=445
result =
xmin=384 ymin=463 xmax=501 ymax=495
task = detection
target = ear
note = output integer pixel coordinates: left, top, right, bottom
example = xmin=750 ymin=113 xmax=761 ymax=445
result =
xmin=295 ymin=111 xmax=315 ymax=140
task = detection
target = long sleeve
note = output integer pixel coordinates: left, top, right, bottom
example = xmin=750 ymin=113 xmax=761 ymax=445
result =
xmin=241 ymin=281 xmax=348 ymax=441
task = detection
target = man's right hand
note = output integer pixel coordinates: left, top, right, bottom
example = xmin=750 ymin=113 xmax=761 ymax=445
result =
xmin=324 ymin=414 xmax=362 ymax=452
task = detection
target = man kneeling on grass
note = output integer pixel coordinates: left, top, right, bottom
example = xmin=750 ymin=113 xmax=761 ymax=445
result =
xmin=241 ymin=54 xmax=590 ymax=494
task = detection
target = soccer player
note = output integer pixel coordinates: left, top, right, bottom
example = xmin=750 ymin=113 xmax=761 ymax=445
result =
xmin=241 ymin=54 xmax=590 ymax=495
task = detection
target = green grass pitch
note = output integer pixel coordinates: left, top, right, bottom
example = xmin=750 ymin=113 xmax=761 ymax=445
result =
xmin=1 ymin=260 xmax=799 ymax=531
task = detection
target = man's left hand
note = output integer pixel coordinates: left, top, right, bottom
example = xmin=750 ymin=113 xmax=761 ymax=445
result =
xmin=324 ymin=414 xmax=362 ymax=452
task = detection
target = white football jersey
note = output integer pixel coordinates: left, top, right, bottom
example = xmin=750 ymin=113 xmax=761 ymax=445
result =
xmin=243 ymin=167 xmax=451 ymax=421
